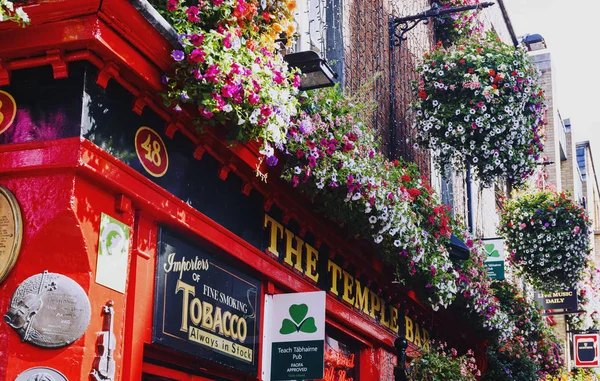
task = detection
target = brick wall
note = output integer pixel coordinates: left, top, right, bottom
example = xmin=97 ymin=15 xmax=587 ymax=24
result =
xmin=532 ymin=53 xmax=563 ymax=191
xmin=340 ymin=0 xmax=433 ymax=177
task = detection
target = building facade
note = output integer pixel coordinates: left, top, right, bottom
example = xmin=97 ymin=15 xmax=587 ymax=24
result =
xmin=0 ymin=1 xmax=514 ymax=380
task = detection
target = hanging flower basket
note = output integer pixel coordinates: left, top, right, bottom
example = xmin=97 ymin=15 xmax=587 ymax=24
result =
xmin=413 ymin=32 xmax=546 ymax=187
xmin=151 ymin=0 xmax=300 ymax=155
xmin=484 ymin=281 xmax=563 ymax=381
xmin=433 ymin=0 xmax=483 ymax=47
xmin=280 ymin=84 xmax=463 ymax=309
xmin=499 ymin=189 xmax=591 ymax=292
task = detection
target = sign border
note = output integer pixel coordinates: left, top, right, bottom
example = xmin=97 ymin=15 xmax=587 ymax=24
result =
xmin=0 ymin=185 xmax=23 ymax=284
xmin=574 ymin=334 xmax=600 ymax=368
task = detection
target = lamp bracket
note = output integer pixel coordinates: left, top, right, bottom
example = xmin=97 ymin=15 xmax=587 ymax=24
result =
xmin=390 ymin=1 xmax=495 ymax=47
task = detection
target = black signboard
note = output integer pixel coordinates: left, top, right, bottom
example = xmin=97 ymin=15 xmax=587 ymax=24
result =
xmin=534 ymin=289 xmax=578 ymax=311
xmin=153 ymin=229 xmax=262 ymax=374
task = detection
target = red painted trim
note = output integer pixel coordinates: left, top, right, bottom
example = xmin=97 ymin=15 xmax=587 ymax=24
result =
xmin=0 ymin=1 xmax=486 ymax=361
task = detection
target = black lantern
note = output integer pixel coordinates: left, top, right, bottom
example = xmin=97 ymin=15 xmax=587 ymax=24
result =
xmin=283 ymin=50 xmax=338 ymax=91
xmin=448 ymin=234 xmax=470 ymax=260
xmin=522 ymin=34 xmax=546 ymax=51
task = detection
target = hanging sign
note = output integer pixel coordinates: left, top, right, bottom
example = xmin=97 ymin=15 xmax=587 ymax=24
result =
xmin=262 ymin=291 xmax=326 ymax=381
xmin=483 ymin=238 xmax=505 ymax=280
xmin=534 ymin=289 xmax=578 ymax=311
xmin=574 ymin=334 xmax=600 ymax=367
xmin=153 ymin=229 xmax=261 ymax=374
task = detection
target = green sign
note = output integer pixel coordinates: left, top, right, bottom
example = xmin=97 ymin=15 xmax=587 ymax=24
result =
xmin=483 ymin=239 xmax=505 ymax=281
xmin=271 ymin=340 xmax=324 ymax=380
xmin=263 ymin=292 xmax=326 ymax=381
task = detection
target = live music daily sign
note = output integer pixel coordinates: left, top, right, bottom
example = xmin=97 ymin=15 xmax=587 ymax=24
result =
xmin=262 ymin=291 xmax=326 ymax=381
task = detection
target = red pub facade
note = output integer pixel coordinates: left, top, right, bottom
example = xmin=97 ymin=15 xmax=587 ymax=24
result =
xmin=0 ymin=2 xmax=484 ymax=380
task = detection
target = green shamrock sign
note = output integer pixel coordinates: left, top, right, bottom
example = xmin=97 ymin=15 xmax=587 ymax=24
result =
xmin=279 ymin=303 xmax=318 ymax=334
xmin=484 ymin=243 xmax=500 ymax=258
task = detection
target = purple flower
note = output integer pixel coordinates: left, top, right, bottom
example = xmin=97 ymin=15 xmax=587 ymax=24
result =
xmin=180 ymin=91 xmax=190 ymax=101
xmin=266 ymin=155 xmax=278 ymax=167
xmin=172 ymin=50 xmax=185 ymax=62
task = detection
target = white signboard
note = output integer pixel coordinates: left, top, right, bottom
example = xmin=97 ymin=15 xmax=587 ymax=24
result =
xmin=262 ymin=291 xmax=326 ymax=381
xmin=95 ymin=213 xmax=130 ymax=293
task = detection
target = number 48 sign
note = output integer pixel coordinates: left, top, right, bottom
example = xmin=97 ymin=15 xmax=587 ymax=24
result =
xmin=135 ymin=126 xmax=169 ymax=177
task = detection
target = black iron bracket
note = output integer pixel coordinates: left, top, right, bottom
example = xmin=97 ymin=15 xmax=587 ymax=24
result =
xmin=387 ymin=0 xmax=494 ymax=159
xmin=390 ymin=1 xmax=495 ymax=47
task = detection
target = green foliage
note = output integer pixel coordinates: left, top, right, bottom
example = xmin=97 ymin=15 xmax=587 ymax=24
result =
xmin=408 ymin=343 xmax=480 ymax=381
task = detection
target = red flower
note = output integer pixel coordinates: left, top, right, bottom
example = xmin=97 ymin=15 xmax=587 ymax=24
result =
xmin=166 ymin=0 xmax=178 ymax=11
xmin=189 ymin=33 xmax=205 ymax=46
xmin=187 ymin=48 xmax=206 ymax=64
xmin=401 ymin=175 xmax=411 ymax=182
xmin=186 ymin=6 xmax=200 ymax=23
xmin=418 ymin=91 xmax=427 ymax=100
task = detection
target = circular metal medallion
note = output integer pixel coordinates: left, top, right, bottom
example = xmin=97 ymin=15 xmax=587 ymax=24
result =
xmin=14 ymin=366 xmax=68 ymax=381
xmin=4 ymin=271 xmax=91 ymax=348
xmin=0 ymin=185 xmax=23 ymax=284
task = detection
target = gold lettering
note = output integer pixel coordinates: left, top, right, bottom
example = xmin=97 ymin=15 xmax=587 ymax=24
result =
xmin=238 ymin=317 xmax=247 ymax=343
xmin=413 ymin=322 xmax=422 ymax=347
xmin=422 ymin=330 xmax=430 ymax=351
xmin=354 ymin=279 xmax=370 ymax=315
xmin=202 ymin=302 xmax=214 ymax=330
xmin=328 ymin=260 xmax=343 ymax=296
xmin=223 ymin=311 xmax=232 ymax=336
xmin=305 ymin=243 xmax=319 ymax=282
xmin=212 ymin=306 xmax=222 ymax=334
xmin=176 ymin=279 xmax=195 ymax=332
xmin=264 ymin=214 xmax=284 ymax=257
xmin=390 ymin=306 xmax=399 ymax=333
xmin=342 ymin=271 xmax=355 ymax=305
xmin=284 ymin=229 xmax=304 ymax=272
xmin=380 ymin=300 xmax=390 ymax=328
xmin=231 ymin=315 xmax=239 ymax=340
xmin=369 ymin=291 xmax=381 ymax=319
xmin=405 ymin=316 xmax=414 ymax=343
xmin=190 ymin=298 xmax=202 ymax=326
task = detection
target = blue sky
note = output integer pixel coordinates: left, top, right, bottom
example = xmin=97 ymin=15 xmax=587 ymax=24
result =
xmin=504 ymin=0 xmax=600 ymax=165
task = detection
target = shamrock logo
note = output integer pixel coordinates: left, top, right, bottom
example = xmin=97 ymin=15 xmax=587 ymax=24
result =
xmin=279 ymin=304 xmax=317 ymax=334
xmin=484 ymin=243 xmax=500 ymax=258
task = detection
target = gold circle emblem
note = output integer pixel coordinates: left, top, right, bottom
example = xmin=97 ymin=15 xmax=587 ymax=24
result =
xmin=0 ymin=185 xmax=22 ymax=283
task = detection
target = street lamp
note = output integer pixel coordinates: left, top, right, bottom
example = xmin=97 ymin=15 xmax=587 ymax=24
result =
xmin=283 ymin=50 xmax=338 ymax=91
xmin=521 ymin=33 xmax=547 ymax=51
xmin=448 ymin=234 xmax=470 ymax=260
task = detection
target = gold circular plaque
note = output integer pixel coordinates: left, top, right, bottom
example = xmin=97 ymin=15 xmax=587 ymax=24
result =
xmin=0 ymin=185 xmax=22 ymax=284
